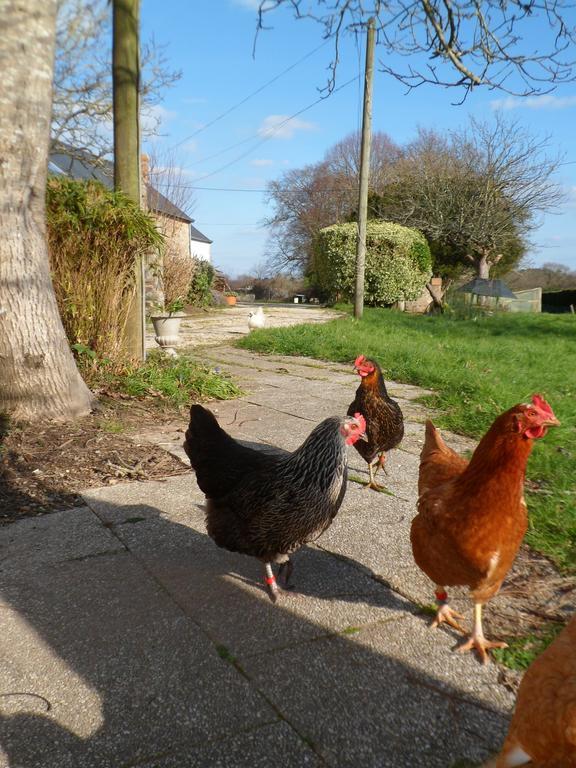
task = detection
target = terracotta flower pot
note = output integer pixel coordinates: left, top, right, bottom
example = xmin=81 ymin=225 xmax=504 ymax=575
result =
xmin=225 ymin=295 xmax=237 ymax=306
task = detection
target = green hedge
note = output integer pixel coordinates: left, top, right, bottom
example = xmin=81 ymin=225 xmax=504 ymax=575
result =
xmin=313 ymin=221 xmax=432 ymax=305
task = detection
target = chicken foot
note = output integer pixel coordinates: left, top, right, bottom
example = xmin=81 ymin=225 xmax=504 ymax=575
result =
xmin=456 ymin=603 xmax=508 ymax=665
xmin=431 ymin=587 xmax=467 ymax=634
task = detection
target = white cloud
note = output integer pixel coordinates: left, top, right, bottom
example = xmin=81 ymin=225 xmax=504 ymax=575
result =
xmin=490 ymin=94 xmax=576 ymax=111
xmin=257 ymin=114 xmax=318 ymax=140
xmin=250 ymin=158 xmax=274 ymax=167
xmin=181 ymin=139 xmax=198 ymax=153
xmin=231 ymin=0 xmax=276 ymax=9
xmin=140 ymin=104 xmax=177 ymax=134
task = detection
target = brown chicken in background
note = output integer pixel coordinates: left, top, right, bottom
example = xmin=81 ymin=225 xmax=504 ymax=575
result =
xmin=484 ymin=614 xmax=576 ymax=767
xmin=347 ymin=355 xmax=404 ymax=490
xmin=411 ymin=395 xmax=560 ymax=664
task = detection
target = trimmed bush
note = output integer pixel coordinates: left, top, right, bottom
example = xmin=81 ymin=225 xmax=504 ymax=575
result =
xmin=313 ymin=221 xmax=432 ymax=305
xmin=47 ymin=177 xmax=163 ymax=361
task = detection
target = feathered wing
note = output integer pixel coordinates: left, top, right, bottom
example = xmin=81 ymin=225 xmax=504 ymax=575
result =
xmin=418 ymin=419 xmax=468 ymax=496
xmin=183 ymin=404 xmax=282 ymax=499
xmin=203 ymin=416 xmax=349 ymax=562
xmin=347 ymin=370 xmax=404 ymax=463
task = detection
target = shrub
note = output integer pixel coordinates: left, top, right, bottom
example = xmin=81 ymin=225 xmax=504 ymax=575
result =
xmin=47 ymin=177 xmax=163 ymax=361
xmin=313 ymin=221 xmax=432 ymax=305
xmin=187 ymin=258 xmax=215 ymax=307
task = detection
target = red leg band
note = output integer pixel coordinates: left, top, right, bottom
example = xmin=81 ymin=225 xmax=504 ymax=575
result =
xmin=435 ymin=590 xmax=448 ymax=602
xmin=265 ymin=576 xmax=276 ymax=585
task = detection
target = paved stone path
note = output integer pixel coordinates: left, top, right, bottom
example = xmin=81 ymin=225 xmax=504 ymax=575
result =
xmin=146 ymin=303 xmax=344 ymax=350
xmin=0 ymin=342 xmax=515 ymax=768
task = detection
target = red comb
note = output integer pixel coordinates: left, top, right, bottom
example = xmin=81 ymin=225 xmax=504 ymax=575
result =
xmin=354 ymin=355 xmax=366 ymax=367
xmin=531 ymin=394 xmax=554 ymax=416
xmin=353 ymin=412 xmax=366 ymax=431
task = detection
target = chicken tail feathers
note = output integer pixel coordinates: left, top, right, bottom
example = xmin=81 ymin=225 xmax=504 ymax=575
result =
xmin=422 ymin=419 xmax=448 ymax=456
xmin=184 ymin=405 xmax=225 ymax=468
xmin=184 ymin=404 xmax=281 ymax=499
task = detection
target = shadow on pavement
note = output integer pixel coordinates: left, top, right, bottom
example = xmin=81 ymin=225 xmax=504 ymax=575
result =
xmin=0 ymin=500 xmax=510 ymax=768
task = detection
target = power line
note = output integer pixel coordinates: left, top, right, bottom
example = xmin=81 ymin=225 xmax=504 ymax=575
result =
xmin=180 ymin=75 xmax=360 ymax=184
xmin=169 ymin=41 xmax=328 ymax=151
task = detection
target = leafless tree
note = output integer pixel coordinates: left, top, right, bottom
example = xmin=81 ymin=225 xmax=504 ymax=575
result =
xmin=52 ymin=0 xmax=181 ymax=160
xmin=265 ymin=131 xmax=400 ymax=271
xmin=256 ymin=1 xmax=576 ymax=100
xmin=376 ymin=116 xmax=564 ymax=278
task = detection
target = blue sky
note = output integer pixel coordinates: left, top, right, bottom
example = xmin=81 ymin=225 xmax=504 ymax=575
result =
xmin=140 ymin=0 xmax=576 ymax=277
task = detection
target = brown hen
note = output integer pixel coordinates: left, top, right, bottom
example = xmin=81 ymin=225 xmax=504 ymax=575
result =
xmin=411 ymin=395 xmax=560 ymax=664
xmin=485 ymin=615 xmax=576 ymax=767
xmin=347 ymin=355 xmax=404 ymax=490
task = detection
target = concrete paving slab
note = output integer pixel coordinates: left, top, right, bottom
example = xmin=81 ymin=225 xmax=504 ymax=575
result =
xmin=0 ymin=552 xmax=275 ymax=768
xmin=135 ymin=721 xmax=324 ymax=767
xmin=0 ymin=507 xmax=124 ymax=582
xmin=241 ymin=616 xmax=512 ymax=768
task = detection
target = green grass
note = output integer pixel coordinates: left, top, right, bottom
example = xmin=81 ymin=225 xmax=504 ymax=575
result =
xmin=87 ymin=351 xmax=243 ymax=407
xmin=239 ymin=308 xmax=576 ymax=571
xmin=492 ymin=623 xmax=565 ymax=670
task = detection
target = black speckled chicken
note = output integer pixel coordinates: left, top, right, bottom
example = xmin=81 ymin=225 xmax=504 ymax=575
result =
xmin=183 ymin=404 xmax=367 ymax=602
xmin=347 ymin=355 xmax=404 ymax=490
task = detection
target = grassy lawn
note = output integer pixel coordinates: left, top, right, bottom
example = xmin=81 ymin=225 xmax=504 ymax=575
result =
xmin=239 ymin=307 xmax=576 ymax=572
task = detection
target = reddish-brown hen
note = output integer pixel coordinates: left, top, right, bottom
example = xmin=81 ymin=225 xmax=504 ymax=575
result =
xmin=411 ymin=395 xmax=560 ymax=664
xmin=347 ymin=355 xmax=404 ymax=490
xmin=486 ymin=614 xmax=576 ymax=767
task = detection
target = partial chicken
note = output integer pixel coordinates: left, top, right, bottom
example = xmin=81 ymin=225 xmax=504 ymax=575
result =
xmin=347 ymin=355 xmax=404 ymax=490
xmin=485 ymin=615 xmax=576 ymax=767
xmin=411 ymin=395 xmax=560 ymax=664
xmin=248 ymin=306 xmax=266 ymax=331
xmin=184 ymin=404 xmax=367 ymax=602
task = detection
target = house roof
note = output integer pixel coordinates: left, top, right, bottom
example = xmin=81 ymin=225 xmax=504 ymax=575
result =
xmin=190 ymin=224 xmax=213 ymax=244
xmin=49 ymin=143 xmax=193 ymax=224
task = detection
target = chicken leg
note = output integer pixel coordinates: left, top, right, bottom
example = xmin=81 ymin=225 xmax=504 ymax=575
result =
xmin=264 ymin=563 xmax=280 ymax=603
xmin=277 ymin=558 xmax=295 ymax=589
xmin=457 ymin=602 xmax=508 ymax=665
xmin=431 ymin=587 xmax=467 ymax=634
xmin=366 ymin=452 xmax=387 ymax=491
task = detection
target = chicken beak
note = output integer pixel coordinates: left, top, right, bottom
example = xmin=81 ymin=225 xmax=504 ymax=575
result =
xmin=359 ymin=431 xmax=369 ymax=442
xmin=544 ymin=415 xmax=561 ymax=427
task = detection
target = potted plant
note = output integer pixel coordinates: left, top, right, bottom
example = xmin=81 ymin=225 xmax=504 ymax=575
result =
xmin=224 ymin=291 xmax=238 ymax=306
xmin=150 ymin=297 xmax=186 ymax=355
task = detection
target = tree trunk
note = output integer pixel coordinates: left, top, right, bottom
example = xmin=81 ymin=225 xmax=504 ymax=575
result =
xmin=0 ymin=0 xmax=94 ymax=421
xmin=113 ymin=0 xmax=144 ymax=360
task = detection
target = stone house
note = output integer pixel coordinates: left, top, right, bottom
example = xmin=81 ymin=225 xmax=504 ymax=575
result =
xmin=49 ymin=144 xmax=213 ymax=306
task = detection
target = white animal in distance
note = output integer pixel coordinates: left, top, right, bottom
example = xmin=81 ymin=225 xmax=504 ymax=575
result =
xmin=248 ymin=306 xmax=266 ymax=331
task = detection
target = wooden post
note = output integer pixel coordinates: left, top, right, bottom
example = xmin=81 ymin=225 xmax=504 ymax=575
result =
xmin=354 ymin=17 xmax=376 ymax=320
xmin=113 ymin=0 xmax=144 ymax=360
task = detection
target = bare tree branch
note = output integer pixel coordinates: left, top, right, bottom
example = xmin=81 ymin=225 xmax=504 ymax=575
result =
xmin=256 ymin=0 xmax=576 ymax=99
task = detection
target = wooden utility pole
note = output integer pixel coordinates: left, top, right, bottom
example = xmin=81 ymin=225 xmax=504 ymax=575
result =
xmin=112 ymin=0 xmax=144 ymax=360
xmin=354 ymin=17 xmax=376 ymax=320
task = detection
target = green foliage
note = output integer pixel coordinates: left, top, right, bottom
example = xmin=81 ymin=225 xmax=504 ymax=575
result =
xmin=47 ymin=177 xmax=163 ymax=361
xmin=75 ymin=346 xmax=242 ymax=406
xmin=107 ymin=352 xmax=243 ymax=405
xmin=492 ymin=623 xmax=565 ymax=670
xmin=313 ymin=221 xmax=432 ymax=305
xmin=187 ymin=259 xmax=215 ymax=307
xmin=240 ymin=309 xmax=576 ymax=571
